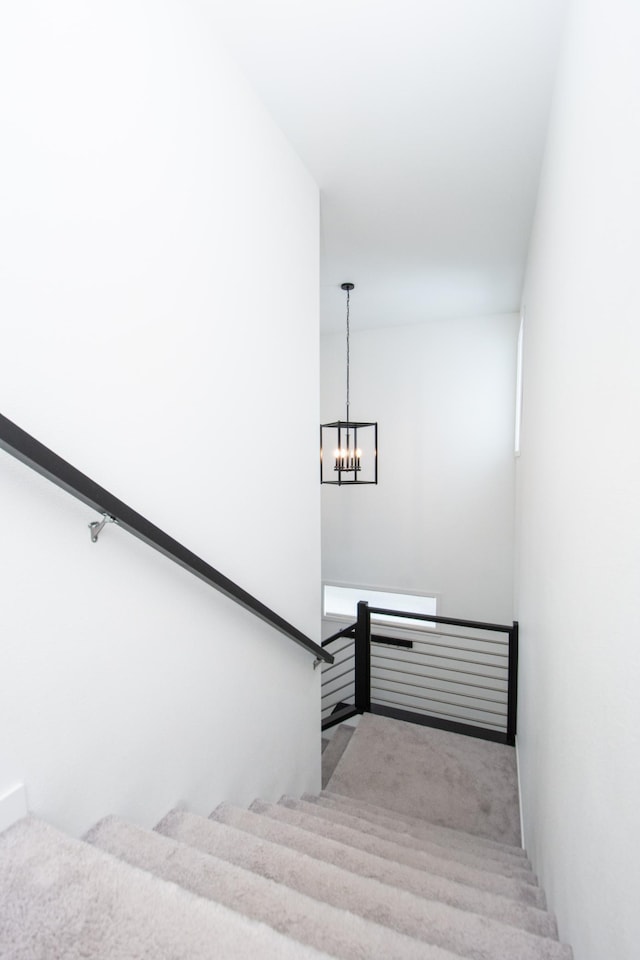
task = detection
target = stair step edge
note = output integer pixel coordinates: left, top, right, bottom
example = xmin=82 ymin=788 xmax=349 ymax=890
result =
xmin=87 ymin=815 xmax=460 ymax=960
xmin=321 ymin=789 xmax=529 ymax=857
xmin=285 ymin=795 xmax=535 ymax=881
xmin=160 ymin=809 xmax=571 ymax=960
xmin=250 ymin=798 xmax=541 ymax=904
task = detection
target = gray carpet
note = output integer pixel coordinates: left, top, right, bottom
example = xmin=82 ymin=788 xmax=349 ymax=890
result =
xmin=0 ymin=817 xmax=332 ymax=960
xmin=214 ymin=800 xmax=542 ymax=905
xmin=305 ymin=792 xmax=530 ymax=866
xmin=86 ymin=815 xmax=450 ymax=960
xmin=278 ymin=796 xmax=534 ymax=880
xmin=0 ymin=715 xmax=572 ymax=959
xmin=316 ymin=790 xmax=531 ymax=865
xmin=326 ymin=713 xmax=522 ymax=845
xmin=168 ymin=807 xmax=570 ymax=960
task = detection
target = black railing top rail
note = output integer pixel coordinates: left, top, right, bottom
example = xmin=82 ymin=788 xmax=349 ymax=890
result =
xmin=363 ymin=605 xmax=513 ymax=635
xmin=364 ymin=623 xmax=509 ymax=647
xmin=0 ymin=412 xmax=332 ymax=664
xmin=323 ymin=642 xmax=354 ymax=661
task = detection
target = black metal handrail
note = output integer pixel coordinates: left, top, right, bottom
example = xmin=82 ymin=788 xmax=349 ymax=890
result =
xmin=321 ymin=622 xmax=356 ymax=647
xmin=0 ymin=412 xmax=332 ymax=664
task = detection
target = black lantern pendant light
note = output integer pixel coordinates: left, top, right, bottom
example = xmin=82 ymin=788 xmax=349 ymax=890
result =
xmin=321 ymin=282 xmax=378 ymax=485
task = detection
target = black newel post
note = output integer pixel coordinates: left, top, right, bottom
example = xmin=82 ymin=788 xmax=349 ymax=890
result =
xmin=355 ymin=601 xmax=371 ymax=713
xmin=506 ymin=621 xmax=519 ymax=746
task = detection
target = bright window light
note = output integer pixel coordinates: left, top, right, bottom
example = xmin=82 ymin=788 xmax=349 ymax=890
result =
xmin=323 ymin=584 xmax=437 ymax=629
xmin=515 ymin=309 xmax=524 ymax=456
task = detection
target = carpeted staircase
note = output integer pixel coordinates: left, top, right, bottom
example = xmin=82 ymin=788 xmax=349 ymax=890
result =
xmin=0 ymin=715 xmax=573 ymax=959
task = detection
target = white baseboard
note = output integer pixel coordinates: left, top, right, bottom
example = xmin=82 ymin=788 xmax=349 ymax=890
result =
xmin=515 ymin=737 xmax=525 ymax=851
xmin=0 ymin=784 xmax=28 ymax=833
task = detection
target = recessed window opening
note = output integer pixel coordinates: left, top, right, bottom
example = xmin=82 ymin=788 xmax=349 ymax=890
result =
xmin=515 ymin=309 xmax=524 ymax=456
xmin=323 ymin=584 xmax=437 ymax=630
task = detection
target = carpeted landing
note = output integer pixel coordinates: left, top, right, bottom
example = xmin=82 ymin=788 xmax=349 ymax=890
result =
xmin=0 ymin=715 xmax=573 ymax=959
xmin=325 ymin=714 xmax=522 ymax=846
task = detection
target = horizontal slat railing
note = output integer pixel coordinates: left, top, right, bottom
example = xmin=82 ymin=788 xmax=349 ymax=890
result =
xmin=0 ymin=412 xmax=332 ymax=665
xmin=362 ymin=603 xmax=518 ymax=744
xmin=320 ymin=601 xmax=518 ymax=744
xmin=321 ymin=622 xmax=359 ymax=729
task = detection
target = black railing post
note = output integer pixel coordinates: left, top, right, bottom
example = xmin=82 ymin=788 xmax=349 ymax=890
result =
xmin=355 ymin=601 xmax=371 ymax=713
xmin=506 ymin=620 xmax=519 ymax=746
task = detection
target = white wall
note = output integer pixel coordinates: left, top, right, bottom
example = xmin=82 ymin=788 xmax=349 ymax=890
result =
xmin=516 ymin=1 xmax=640 ymax=957
xmin=321 ymin=314 xmax=518 ymax=624
xmin=0 ymin=0 xmax=321 ymax=837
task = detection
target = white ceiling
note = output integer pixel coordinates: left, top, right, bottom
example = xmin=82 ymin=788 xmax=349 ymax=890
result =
xmin=210 ymin=0 xmax=569 ymax=331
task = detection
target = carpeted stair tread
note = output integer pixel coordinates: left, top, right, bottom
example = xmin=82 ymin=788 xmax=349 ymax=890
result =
xmin=327 ymin=714 xmax=521 ymax=845
xmin=208 ymin=802 xmax=545 ymax=911
xmin=248 ymin=798 xmax=540 ymax=903
xmin=0 ymin=817 xmax=333 ymax=960
xmin=86 ymin=815 xmax=455 ymax=960
xmin=158 ymin=809 xmax=571 ymax=960
xmin=319 ymin=790 xmax=529 ymax=860
xmin=217 ymin=802 xmax=557 ymax=939
xmin=233 ymin=799 xmax=557 ymax=938
xmin=321 ymin=725 xmax=356 ymax=788
xmin=283 ymin=795 xmax=535 ymax=881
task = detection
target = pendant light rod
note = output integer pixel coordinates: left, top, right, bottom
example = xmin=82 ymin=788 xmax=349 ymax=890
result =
xmin=320 ymin=280 xmax=377 ymax=485
xmin=341 ymin=282 xmax=354 ymax=423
